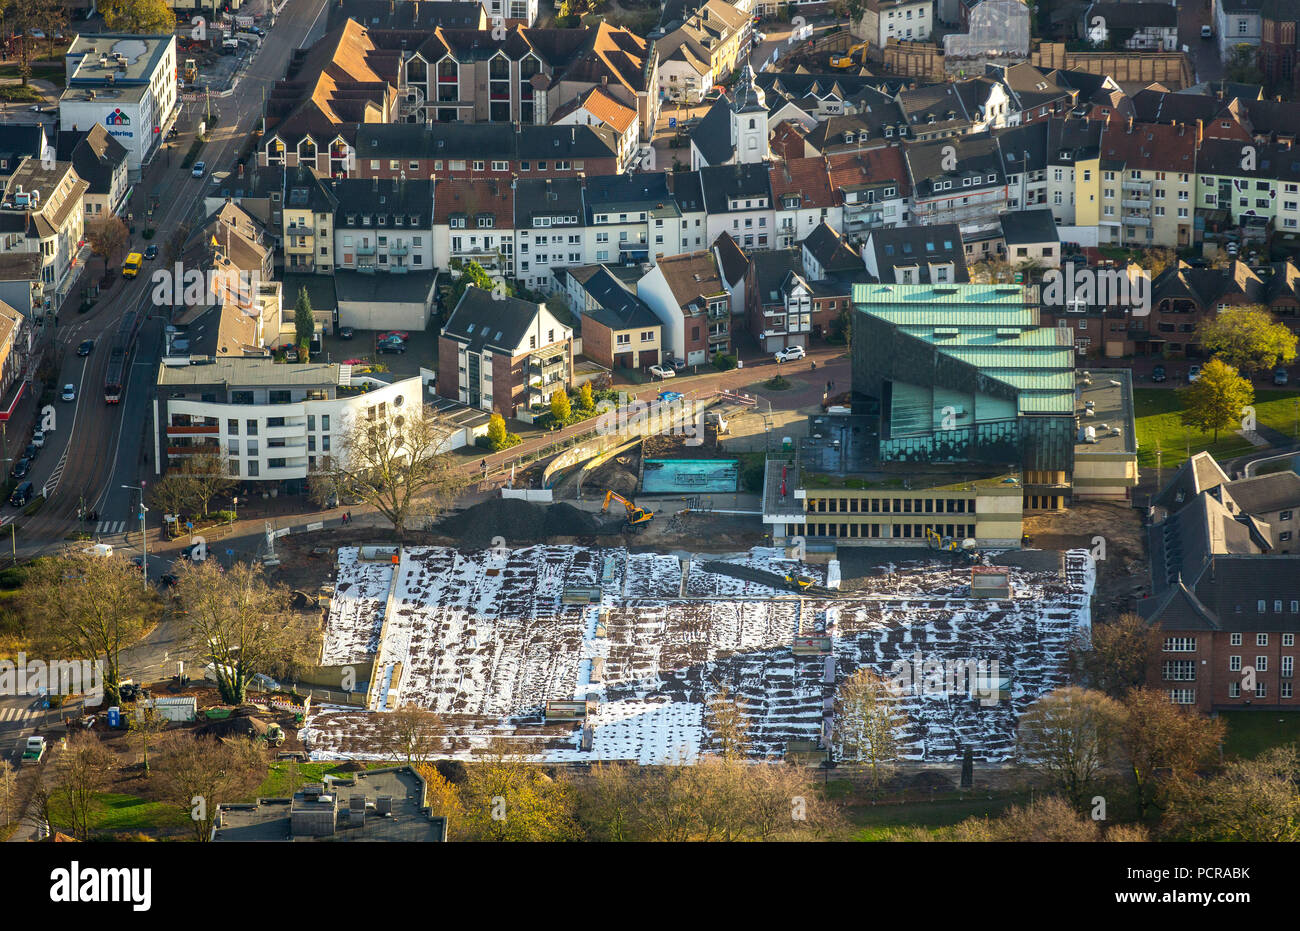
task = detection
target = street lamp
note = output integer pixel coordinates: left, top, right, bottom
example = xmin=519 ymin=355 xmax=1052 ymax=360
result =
xmin=122 ymin=483 xmax=148 ymax=587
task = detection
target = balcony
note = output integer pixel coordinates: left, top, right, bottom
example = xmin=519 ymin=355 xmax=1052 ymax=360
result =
xmin=1121 ymin=199 xmax=1150 ymax=210
xmin=529 ymin=354 xmax=566 ymax=375
xmin=1122 ymin=179 xmax=1152 ymax=193
xmin=166 ymin=423 xmax=219 ymax=435
xmin=387 ymin=242 xmax=409 ymax=255
xmin=356 ymin=244 xmax=376 ymax=256
xmin=1121 ymin=215 xmax=1151 ymax=226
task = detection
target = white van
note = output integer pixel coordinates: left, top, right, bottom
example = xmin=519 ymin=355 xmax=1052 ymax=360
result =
xmin=86 ymin=543 xmax=114 ymax=558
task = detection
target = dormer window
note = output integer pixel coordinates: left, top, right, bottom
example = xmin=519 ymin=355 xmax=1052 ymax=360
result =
xmin=362 ymin=216 xmax=371 ymax=226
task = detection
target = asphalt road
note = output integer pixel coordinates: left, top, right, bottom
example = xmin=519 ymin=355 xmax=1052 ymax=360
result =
xmin=11 ymin=0 xmax=333 ymax=555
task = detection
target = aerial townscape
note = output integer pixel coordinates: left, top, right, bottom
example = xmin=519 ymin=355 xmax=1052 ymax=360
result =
xmin=0 ymin=0 xmax=1296 ymax=891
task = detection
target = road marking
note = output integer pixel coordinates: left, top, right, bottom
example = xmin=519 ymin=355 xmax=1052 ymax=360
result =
xmin=97 ymin=521 xmax=125 ymax=534
xmin=0 ymin=707 xmax=34 ymax=724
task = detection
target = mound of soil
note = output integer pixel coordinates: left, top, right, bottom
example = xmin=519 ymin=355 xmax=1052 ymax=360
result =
xmin=439 ymin=497 xmax=613 ymax=545
xmin=543 ymin=502 xmax=603 ymax=536
xmin=439 ymin=497 xmax=548 ymax=546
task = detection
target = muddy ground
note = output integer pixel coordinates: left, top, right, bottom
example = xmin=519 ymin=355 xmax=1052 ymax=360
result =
xmin=1023 ymin=500 xmax=1148 ymax=621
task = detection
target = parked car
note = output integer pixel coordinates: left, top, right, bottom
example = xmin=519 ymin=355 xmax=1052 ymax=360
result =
xmin=21 ymin=736 xmax=46 ymax=765
xmin=24 ymin=443 xmax=38 ymax=461
xmin=191 ymin=161 xmax=206 ymax=178
xmin=671 ymin=358 xmax=687 ymax=371
xmin=144 ymin=244 xmax=158 ymax=260
xmin=9 ymin=481 xmax=33 ymax=508
xmin=11 ymin=458 xmax=30 ymax=480
xmin=376 ymin=340 xmax=406 ymax=354
xmin=31 ymin=430 xmax=45 ymax=448
xmin=339 ymin=326 xmax=355 ymax=340
xmin=657 ymin=390 xmax=684 ymax=404
xmin=377 ymin=330 xmax=409 ymax=341
xmin=61 ymin=383 xmax=77 ymax=402
xmin=775 ymin=345 xmax=806 ymax=363
xmin=1276 ymin=368 xmax=1290 ymax=386
xmin=283 ymin=346 xmax=299 ymax=362
xmin=77 ymin=338 xmax=95 ymax=356
xmin=1201 ymin=24 xmax=1213 ymax=39
xmin=1187 ymin=364 xmax=1202 ymax=383
xmin=648 ymin=364 xmax=675 ymax=379
xmin=1151 ymin=364 xmax=1167 ymax=383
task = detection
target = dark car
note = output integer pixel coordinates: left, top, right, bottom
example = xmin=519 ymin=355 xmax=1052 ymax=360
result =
xmin=339 ymin=326 xmax=355 ymax=340
xmin=77 ymin=338 xmax=95 ymax=356
xmin=377 ymin=340 xmax=406 ymax=354
xmin=23 ymin=443 xmax=38 ymax=460
xmin=130 ymin=556 xmax=146 ymax=574
xmin=11 ymin=458 xmax=30 ymax=480
xmin=157 ymin=572 xmax=179 ymax=588
xmin=1151 ymin=364 xmax=1167 ymax=383
xmin=144 ymin=244 xmax=159 ymax=260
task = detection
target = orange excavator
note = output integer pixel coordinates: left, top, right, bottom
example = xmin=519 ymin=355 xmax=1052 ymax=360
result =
xmin=601 ymin=490 xmax=654 ymax=532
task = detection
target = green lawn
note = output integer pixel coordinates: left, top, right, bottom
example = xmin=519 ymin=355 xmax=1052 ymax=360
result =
xmin=1133 ymin=388 xmax=1300 ymax=470
xmin=828 ymin=782 xmax=1032 ymax=840
xmin=47 ymin=791 xmax=190 ymax=837
xmin=255 ymin=760 xmax=392 ymax=799
xmin=1219 ymin=710 xmax=1300 ymax=760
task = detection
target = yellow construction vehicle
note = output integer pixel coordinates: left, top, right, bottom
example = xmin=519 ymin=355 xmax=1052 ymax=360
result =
xmin=830 ymin=42 xmax=868 ymax=69
xmin=925 ymin=528 xmax=980 ymax=562
xmin=602 ymin=490 xmax=654 ymax=532
xmin=784 ymin=572 xmax=814 ymax=592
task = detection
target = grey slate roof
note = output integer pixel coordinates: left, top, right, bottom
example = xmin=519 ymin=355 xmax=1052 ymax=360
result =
xmin=1000 ymin=208 xmax=1059 ymax=246
xmin=443 ymin=285 xmax=545 ymax=354
xmin=579 ymin=266 xmax=661 ymax=332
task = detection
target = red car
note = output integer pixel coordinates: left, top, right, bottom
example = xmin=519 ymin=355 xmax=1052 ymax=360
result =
xmin=377 ymin=330 xmax=409 ymax=341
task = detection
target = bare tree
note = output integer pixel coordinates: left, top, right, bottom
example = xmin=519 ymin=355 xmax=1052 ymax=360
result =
xmin=176 ymin=453 xmax=237 ymax=518
xmin=377 ymin=704 xmax=446 ymax=767
xmin=1118 ymin=687 xmax=1224 ymax=820
xmin=175 ymin=560 xmax=313 ymax=705
xmin=704 ymin=687 xmax=751 ymax=760
xmin=51 ymin=734 xmax=118 ymax=841
xmin=85 ymin=215 xmax=130 ymax=280
xmin=312 ymin=406 xmax=468 ymax=541
xmin=154 ymin=733 xmax=268 ymax=842
xmin=0 ymin=759 xmax=16 ymax=828
xmin=835 ymin=668 xmax=907 ymax=788
xmin=1016 ymin=687 xmax=1125 ymax=810
xmin=126 ymin=703 xmax=167 ymax=776
xmin=1164 ymin=744 xmax=1300 ymax=842
xmin=20 ymin=551 xmax=161 ymax=706
xmin=1070 ymin=612 xmax=1162 ymax=698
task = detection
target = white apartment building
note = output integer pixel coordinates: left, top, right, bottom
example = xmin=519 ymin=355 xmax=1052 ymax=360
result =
xmin=154 ymin=359 xmax=424 ymax=486
xmin=60 ymin=34 xmax=179 ymax=178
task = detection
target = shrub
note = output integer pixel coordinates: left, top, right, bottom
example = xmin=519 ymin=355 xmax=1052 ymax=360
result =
xmin=713 ymin=353 xmax=738 ymax=371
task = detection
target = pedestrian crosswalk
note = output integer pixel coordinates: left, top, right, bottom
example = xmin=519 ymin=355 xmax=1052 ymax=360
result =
xmin=96 ymin=521 xmax=126 ymax=534
xmin=0 ymin=706 xmax=36 ymax=726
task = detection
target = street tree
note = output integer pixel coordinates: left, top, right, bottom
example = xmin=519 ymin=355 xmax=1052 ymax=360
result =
xmin=311 ymin=406 xmax=467 ymax=541
xmin=51 ymin=734 xmax=117 ymax=841
xmin=835 ymin=667 xmax=907 ymax=788
xmin=10 ymin=0 xmax=63 ymax=83
xmin=85 ymin=216 xmax=130 ymax=281
xmin=578 ymin=382 xmax=595 ymax=412
xmin=175 ymin=453 xmax=237 ymax=518
xmin=100 ymin=0 xmax=175 ymax=34
xmin=175 ymin=560 xmax=313 ymax=705
xmin=0 ymin=759 xmax=16 ymax=828
xmin=1070 ymin=612 xmax=1162 ymax=698
xmin=20 ymin=551 xmax=161 ymax=706
xmin=415 ymin=763 xmax=464 ymax=838
xmin=1117 ymin=687 xmax=1224 ymax=821
xmin=154 ymin=733 xmax=267 ymax=842
xmin=550 ymin=388 xmax=571 ymax=424
xmin=1198 ymin=305 xmax=1297 ymax=375
xmin=145 ymin=472 xmax=196 ymax=528
xmin=1178 ymin=358 xmax=1253 ymax=441
xmin=1015 ymin=687 xmax=1124 ymax=810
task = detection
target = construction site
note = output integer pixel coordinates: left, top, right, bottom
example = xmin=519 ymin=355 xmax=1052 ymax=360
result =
xmin=298 ymin=542 xmax=1095 ymax=766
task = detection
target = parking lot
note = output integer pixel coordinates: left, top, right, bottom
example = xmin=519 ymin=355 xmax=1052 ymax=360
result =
xmin=316 ymin=327 xmax=437 ymax=382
